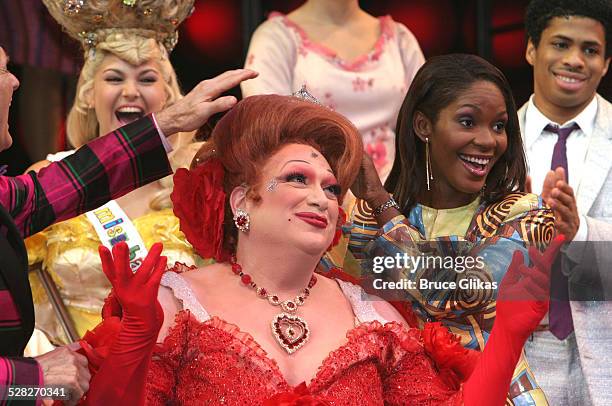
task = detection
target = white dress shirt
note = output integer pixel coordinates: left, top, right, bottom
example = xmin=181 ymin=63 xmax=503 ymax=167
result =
xmin=524 ymin=95 xmax=598 ymax=242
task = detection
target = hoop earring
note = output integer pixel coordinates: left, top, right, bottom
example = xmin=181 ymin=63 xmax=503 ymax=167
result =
xmin=425 ymin=137 xmax=434 ymax=191
xmin=233 ymin=208 xmax=250 ymax=233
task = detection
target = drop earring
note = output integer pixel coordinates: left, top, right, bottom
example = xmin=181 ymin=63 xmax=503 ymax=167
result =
xmin=425 ymin=137 xmax=434 ymax=191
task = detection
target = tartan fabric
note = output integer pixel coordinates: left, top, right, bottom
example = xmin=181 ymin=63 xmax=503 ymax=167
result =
xmin=0 ymin=116 xmax=171 ymax=238
xmin=0 ymin=357 xmax=41 ymax=406
xmin=0 ymin=116 xmax=171 ymax=393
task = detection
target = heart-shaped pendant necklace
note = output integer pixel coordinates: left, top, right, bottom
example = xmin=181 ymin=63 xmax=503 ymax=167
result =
xmin=229 ymin=255 xmax=317 ymax=354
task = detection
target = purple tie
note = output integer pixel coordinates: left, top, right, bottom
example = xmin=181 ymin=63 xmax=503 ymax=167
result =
xmin=545 ymin=123 xmax=579 ymax=340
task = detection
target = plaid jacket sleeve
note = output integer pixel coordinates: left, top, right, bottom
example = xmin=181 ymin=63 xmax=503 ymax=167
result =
xmin=0 ymin=356 xmax=41 ymax=406
xmin=0 ymin=116 xmax=172 ymax=238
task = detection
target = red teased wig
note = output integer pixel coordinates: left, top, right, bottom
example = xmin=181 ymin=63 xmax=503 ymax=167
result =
xmin=192 ymin=94 xmax=363 ymax=253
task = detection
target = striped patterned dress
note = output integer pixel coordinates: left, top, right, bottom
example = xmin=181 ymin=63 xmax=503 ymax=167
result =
xmin=322 ymin=192 xmax=556 ymax=405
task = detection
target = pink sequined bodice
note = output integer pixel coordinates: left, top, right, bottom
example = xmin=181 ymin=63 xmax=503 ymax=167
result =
xmin=143 ymin=272 xmax=463 ymax=405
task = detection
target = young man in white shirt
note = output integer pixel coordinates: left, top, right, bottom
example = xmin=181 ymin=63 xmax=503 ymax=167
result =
xmin=518 ymin=1 xmax=612 ymax=405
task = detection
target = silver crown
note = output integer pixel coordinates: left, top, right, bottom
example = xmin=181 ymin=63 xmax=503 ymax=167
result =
xmin=292 ymin=85 xmax=324 ymax=106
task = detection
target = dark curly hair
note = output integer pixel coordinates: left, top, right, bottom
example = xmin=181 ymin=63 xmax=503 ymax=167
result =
xmin=525 ymin=0 xmax=612 ymax=57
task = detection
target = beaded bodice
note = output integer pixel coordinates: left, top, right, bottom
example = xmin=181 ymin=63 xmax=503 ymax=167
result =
xmin=159 ymin=271 xmax=389 ymax=326
xmin=140 ymin=270 xmax=463 ymax=405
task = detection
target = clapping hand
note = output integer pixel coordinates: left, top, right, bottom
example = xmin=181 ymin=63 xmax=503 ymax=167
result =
xmin=542 ymin=168 xmax=580 ymax=241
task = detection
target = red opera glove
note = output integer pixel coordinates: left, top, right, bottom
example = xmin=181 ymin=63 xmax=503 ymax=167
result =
xmin=463 ymin=235 xmax=565 ymax=406
xmin=100 ymin=242 xmax=166 ymax=326
xmin=100 ymin=290 xmax=122 ymax=319
xmin=495 ymin=236 xmax=566 ymax=340
xmin=82 ymin=242 xmax=167 ymax=406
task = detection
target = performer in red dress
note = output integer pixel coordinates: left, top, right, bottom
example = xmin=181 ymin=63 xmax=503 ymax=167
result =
xmin=80 ymin=93 xmax=564 ymax=405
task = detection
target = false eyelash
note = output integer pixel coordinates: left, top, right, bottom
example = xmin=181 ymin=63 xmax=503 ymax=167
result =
xmin=284 ymin=171 xmax=307 ymax=183
xmin=326 ymin=184 xmax=342 ymax=196
xmin=285 ymin=171 xmax=341 ymax=196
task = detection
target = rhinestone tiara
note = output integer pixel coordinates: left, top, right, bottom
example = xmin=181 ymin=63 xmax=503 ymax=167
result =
xmin=292 ymin=85 xmax=324 ymax=106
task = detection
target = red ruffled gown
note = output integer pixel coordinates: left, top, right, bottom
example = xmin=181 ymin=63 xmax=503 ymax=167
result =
xmin=82 ymin=264 xmax=477 ymax=405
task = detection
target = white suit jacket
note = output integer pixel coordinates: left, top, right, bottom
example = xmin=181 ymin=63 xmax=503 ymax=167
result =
xmin=518 ymin=94 xmax=612 ymax=405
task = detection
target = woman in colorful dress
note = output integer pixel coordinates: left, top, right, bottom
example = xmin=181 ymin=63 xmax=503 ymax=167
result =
xmin=331 ymin=54 xmax=556 ymax=405
xmin=241 ymin=0 xmax=425 ymax=180
xmin=77 ymin=93 xmax=563 ymax=405
xmin=25 ymin=0 xmax=200 ymax=346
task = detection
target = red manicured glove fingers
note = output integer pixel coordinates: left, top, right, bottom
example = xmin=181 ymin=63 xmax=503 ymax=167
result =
xmin=99 ymin=242 xmax=166 ymax=318
xmin=84 ymin=242 xmax=167 ymax=405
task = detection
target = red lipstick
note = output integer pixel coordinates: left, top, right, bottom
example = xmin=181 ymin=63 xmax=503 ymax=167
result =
xmin=295 ymin=212 xmax=328 ymax=229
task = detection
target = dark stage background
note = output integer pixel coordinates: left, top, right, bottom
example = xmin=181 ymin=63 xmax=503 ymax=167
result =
xmin=1 ymin=0 xmax=610 ymax=175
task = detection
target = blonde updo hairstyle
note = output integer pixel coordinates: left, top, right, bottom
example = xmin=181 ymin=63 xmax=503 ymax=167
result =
xmin=66 ymin=31 xmax=182 ymax=147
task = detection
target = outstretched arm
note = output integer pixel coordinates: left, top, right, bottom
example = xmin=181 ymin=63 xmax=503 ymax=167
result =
xmin=462 ymin=236 xmax=564 ymax=405
xmin=2 ymin=69 xmax=257 ymax=239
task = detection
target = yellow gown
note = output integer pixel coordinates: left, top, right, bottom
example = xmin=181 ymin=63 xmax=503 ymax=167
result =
xmin=26 ymin=208 xmax=200 ymax=344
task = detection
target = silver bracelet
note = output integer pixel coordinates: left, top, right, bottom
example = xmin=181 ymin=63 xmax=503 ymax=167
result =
xmin=372 ymin=195 xmax=400 ymax=217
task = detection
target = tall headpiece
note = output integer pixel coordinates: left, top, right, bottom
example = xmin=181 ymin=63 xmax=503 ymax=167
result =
xmin=42 ymin=0 xmax=195 ymax=52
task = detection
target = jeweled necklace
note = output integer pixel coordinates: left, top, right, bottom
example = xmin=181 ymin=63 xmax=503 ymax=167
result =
xmin=229 ymin=255 xmax=317 ymax=354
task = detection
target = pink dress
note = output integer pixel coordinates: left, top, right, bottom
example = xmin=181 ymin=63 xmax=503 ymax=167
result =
xmin=241 ymin=13 xmax=425 ymax=180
